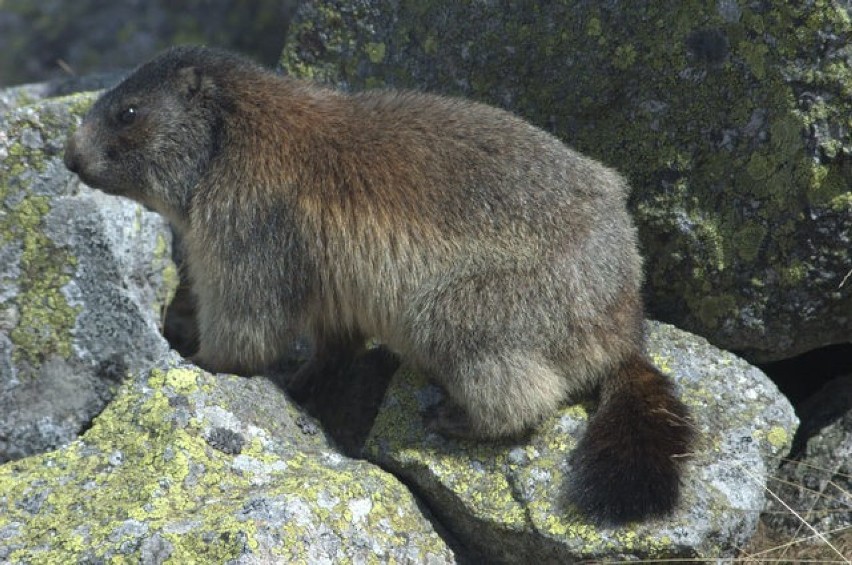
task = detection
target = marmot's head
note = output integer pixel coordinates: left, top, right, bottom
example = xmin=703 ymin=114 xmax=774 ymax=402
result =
xmin=64 ymin=46 xmax=250 ymax=227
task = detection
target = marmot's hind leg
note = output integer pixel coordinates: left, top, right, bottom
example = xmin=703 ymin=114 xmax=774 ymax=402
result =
xmin=428 ymin=351 xmax=567 ymax=440
xmin=409 ymin=265 xmax=573 ymax=440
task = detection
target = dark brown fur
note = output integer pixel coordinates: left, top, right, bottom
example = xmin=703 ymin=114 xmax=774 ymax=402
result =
xmin=64 ymin=46 xmax=693 ymax=525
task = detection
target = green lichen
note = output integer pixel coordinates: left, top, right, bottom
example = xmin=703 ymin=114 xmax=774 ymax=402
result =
xmin=650 ymin=353 xmax=674 ymax=376
xmin=734 ymin=222 xmax=767 ymax=262
xmin=364 ymin=42 xmax=386 ymax=64
xmin=613 ymin=44 xmax=638 ymax=70
xmin=765 ymin=426 xmax=789 ymax=450
xmin=152 ymin=232 xmax=178 ymax=318
xmin=1 ymin=366 xmax=452 ymax=562
xmin=829 ymin=191 xmax=852 ymax=212
xmin=612 ymin=530 xmax=676 ymax=556
xmin=65 ymin=93 xmax=96 ymax=118
xmin=586 ymin=17 xmax=602 ymax=38
xmin=738 ymin=41 xmax=769 ymax=80
xmin=423 ymin=35 xmax=438 ymax=55
xmin=782 ymin=260 xmax=808 ymax=287
xmin=697 ymin=294 xmax=737 ymax=329
xmin=1 ymin=110 xmax=81 ymax=369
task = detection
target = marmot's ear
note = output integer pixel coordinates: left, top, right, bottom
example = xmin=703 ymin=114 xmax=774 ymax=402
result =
xmin=177 ymin=66 xmax=213 ymax=99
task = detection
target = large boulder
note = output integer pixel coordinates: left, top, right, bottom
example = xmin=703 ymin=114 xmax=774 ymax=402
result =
xmin=0 ymin=92 xmax=176 ymax=462
xmin=366 ymin=322 xmax=797 ymax=562
xmin=0 ymin=361 xmax=456 ymax=563
xmin=280 ymin=0 xmax=852 ymax=362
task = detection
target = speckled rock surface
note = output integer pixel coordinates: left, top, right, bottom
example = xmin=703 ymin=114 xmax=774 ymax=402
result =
xmin=366 ymin=322 xmax=798 ymax=562
xmin=280 ymin=0 xmax=852 ymax=363
xmin=0 ymin=92 xmax=175 ymax=462
xmin=0 ymin=360 xmax=456 ymax=563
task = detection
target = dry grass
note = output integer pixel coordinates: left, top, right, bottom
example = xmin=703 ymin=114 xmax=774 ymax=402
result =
xmin=736 ymin=453 xmax=850 ymax=564
xmin=738 ymin=519 xmax=851 ymax=563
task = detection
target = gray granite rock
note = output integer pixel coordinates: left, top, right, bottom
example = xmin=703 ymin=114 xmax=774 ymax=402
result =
xmin=366 ymin=322 xmax=798 ymax=562
xmin=0 ymin=358 xmax=456 ymax=563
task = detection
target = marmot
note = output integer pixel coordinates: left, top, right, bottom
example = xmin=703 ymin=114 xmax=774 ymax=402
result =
xmin=64 ymin=46 xmax=693 ymax=525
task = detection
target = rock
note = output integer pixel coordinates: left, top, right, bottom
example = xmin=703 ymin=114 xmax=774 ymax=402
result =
xmin=0 ymin=91 xmax=176 ymax=462
xmin=0 ymin=361 xmax=456 ymax=563
xmin=764 ymin=376 xmax=852 ymax=543
xmin=366 ymin=322 xmax=798 ymax=562
xmin=0 ymin=0 xmax=299 ymax=86
xmin=280 ymin=0 xmax=852 ymax=362
xmin=0 ymin=73 xmax=124 ymax=115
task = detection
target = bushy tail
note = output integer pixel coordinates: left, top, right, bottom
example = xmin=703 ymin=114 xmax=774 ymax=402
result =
xmin=567 ymin=353 xmax=694 ymax=525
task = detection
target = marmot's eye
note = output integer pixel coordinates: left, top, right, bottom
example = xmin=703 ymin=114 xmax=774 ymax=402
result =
xmin=117 ymin=105 xmax=138 ymax=125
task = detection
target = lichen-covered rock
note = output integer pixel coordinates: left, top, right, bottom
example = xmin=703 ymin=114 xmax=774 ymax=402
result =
xmin=280 ymin=0 xmax=852 ymax=362
xmin=0 ymin=360 xmax=456 ymax=563
xmin=366 ymin=322 xmax=797 ymax=562
xmin=0 ymin=92 xmax=176 ymax=462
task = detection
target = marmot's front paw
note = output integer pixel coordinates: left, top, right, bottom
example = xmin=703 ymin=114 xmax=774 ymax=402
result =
xmin=285 ymin=358 xmax=325 ymax=402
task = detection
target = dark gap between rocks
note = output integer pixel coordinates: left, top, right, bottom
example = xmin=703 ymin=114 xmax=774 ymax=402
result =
xmin=758 ymin=343 xmax=852 ymax=404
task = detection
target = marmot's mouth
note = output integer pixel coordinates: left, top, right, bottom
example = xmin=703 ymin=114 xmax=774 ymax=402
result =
xmin=74 ymin=172 xmax=109 ymax=191
xmin=72 ymin=171 xmax=131 ymax=198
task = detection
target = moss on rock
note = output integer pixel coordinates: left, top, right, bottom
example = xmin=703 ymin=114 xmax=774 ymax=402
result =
xmin=1 ymin=103 xmax=84 ymax=369
xmin=0 ymin=92 xmax=176 ymax=463
xmin=0 ymin=365 xmax=455 ymax=563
